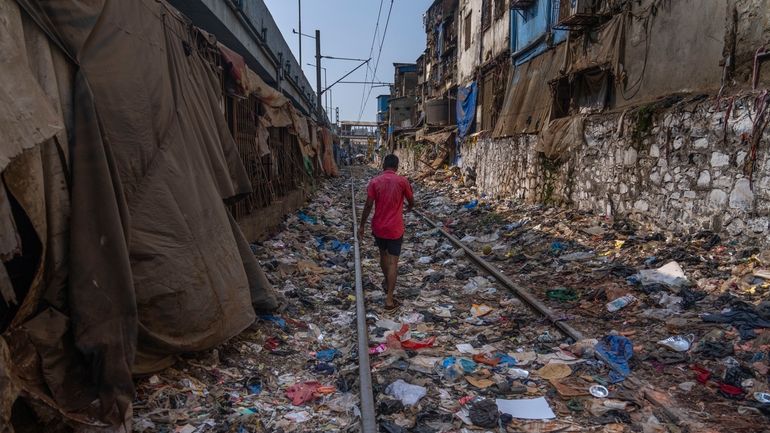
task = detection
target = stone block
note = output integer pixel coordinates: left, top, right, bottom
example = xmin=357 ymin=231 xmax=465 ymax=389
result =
xmin=623 ymin=148 xmax=637 ymax=166
xmin=747 ymin=218 xmax=769 ymax=234
xmin=726 ymin=218 xmax=745 ymax=236
xmin=673 ymin=136 xmax=685 ymax=150
xmin=634 ymin=200 xmax=649 ymax=212
xmin=697 ymin=170 xmax=711 ymax=188
xmin=683 ymin=190 xmax=697 ymax=199
xmin=729 ymin=179 xmax=754 ymax=211
xmin=649 ymin=143 xmax=660 ymax=157
xmin=711 ymin=152 xmax=730 ymax=167
xmin=708 ymin=189 xmax=727 ymax=208
xmin=693 ymin=137 xmax=709 ymax=149
xmin=736 ymin=151 xmax=747 ymax=166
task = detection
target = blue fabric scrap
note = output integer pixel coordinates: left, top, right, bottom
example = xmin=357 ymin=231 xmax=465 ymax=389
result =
xmin=594 ymin=335 xmax=634 ymax=383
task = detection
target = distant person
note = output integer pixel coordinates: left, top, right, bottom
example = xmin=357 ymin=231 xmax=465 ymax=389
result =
xmin=358 ymin=154 xmax=414 ymax=312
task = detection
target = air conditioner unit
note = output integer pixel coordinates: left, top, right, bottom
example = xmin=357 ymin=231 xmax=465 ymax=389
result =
xmin=556 ymin=0 xmax=603 ymax=29
xmin=510 ymin=0 xmax=536 ymax=9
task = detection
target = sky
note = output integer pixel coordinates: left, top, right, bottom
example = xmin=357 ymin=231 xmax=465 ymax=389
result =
xmin=263 ymin=0 xmax=431 ymax=123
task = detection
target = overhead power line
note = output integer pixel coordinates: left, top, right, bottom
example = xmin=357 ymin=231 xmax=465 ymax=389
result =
xmin=357 ymin=0 xmax=394 ymax=123
xmin=357 ymin=0 xmax=386 ymax=122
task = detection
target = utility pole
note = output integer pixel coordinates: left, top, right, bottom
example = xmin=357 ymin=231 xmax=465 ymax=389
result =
xmin=298 ymin=0 xmax=302 ymax=66
xmin=315 ymin=29 xmax=323 ymax=123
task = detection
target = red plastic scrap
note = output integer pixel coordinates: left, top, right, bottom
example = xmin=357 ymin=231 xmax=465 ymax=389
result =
xmin=386 ymin=324 xmax=436 ymax=350
xmin=718 ymin=383 xmax=744 ymax=398
xmin=285 ymin=381 xmax=322 ymax=406
xmin=263 ymin=337 xmax=281 ymax=351
xmin=690 ymin=365 xmax=711 ymax=384
xmin=401 ymin=336 xmax=437 ymax=350
xmin=473 ymin=353 xmax=500 ymax=366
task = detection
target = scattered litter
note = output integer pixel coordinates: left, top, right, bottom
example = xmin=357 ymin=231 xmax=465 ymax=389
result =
xmin=496 ymin=397 xmax=556 ymax=420
xmin=385 ymin=379 xmax=427 ymax=406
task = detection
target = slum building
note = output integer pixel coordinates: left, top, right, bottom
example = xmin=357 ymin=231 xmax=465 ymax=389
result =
xmin=387 ymin=0 xmax=462 ymax=179
xmin=0 ymin=0 xmax=336 ymax=430
xmin=396 ymin=0 xmax=770 ymax=244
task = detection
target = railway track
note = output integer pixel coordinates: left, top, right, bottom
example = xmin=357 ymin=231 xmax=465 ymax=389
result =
xmin=348 ymin=168 xmax=591 ymax=431
xmin=347 ymin=166 xmax=709 ymax=432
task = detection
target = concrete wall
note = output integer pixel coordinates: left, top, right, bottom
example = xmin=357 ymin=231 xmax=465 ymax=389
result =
xmin=457 ymin=0 xmax=481 ymax=84
xmin=238 ymin=189 xmax=309 ymax=242
xmin=481 ymin=1 xmax=509 ymax=63
xmin=453 ymin=95 xmax=770 ymax=242
xmin=457 ymin=0 xmax=509 ymax=84
xmin=617 ymin=0 xmax=726 ymax=108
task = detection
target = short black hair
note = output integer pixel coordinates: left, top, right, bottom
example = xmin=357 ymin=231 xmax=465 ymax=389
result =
xmin=383 ymin=154 xmax=399 ymax=170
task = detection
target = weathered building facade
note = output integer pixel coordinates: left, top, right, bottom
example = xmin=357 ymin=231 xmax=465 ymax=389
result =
xmin=395 ymin=0 xmax=770 ymax=243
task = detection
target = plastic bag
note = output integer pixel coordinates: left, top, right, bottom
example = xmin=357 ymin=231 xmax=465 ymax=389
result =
xmin=385 ymin=379 xmax=427 ymax=406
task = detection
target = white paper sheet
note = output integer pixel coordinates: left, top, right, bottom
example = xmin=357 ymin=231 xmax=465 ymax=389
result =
xmin=495 ymin=397 xmax=556 ymax=420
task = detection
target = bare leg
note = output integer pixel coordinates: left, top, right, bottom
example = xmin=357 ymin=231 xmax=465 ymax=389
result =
xmin=385 ymin=253 xmax=398 ymax=307
xmin=379 ymin=247 xmax=387 ymax=289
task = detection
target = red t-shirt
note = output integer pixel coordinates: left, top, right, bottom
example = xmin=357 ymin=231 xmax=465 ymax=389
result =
xmin=367 ymin=169 xmax=414 ymax=239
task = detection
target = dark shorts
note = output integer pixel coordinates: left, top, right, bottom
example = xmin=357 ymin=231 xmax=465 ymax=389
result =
xmin=374 ymin=236 xmax=403 ymax=256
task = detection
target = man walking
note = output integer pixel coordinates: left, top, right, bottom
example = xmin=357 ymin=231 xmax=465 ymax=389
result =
xmin=358 ymin=155 xmax=414 ymax=312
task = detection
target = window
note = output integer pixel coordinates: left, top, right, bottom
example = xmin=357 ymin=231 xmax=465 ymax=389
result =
xmin=464 ymin=12 xmax=472 ymax=51
xmin=494 ymin=0 xmax=507 ymax=20
xmin=481 ymin=0 xmax=492 ymax=30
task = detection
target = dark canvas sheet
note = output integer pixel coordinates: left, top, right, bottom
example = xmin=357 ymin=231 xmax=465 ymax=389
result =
xmin=4 ymin=0 xmax=278 ymax=426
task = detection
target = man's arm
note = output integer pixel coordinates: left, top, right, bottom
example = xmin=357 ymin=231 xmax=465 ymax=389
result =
xmin=404 ymin=179 xmax=415 ymax=212
xmin=358 ymin=197 xmax=374 ymax=239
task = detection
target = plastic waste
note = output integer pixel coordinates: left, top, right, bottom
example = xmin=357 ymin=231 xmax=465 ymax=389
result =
xmin=385 ymin=379 xmax=427 ymax=406
xmin=259 ymin=314 xmax=287 ymax=329
xmin=436 ymin=357 xmax=464 ymax=382
xmin=657 ymin=334 xmax=694 ymax=352
xmin=606 ymin=295 xmax=636 ymax=312
xmin=496 ymin=353 xmax=518 ymax=367
xmin=326 ymin=393 xmax=359 ymax=414
xmin=464 ymin=199 xmax=479 ymax=209
xmin=589 ymin=385 xmax=609 ymax=398
xmin=634 ymin=261 xmax=689 ymax=287
xmin=297 ymin=211 xmax=317 ymax=224
xmin=315 ymin=348 xmax=340 ymax=362
xmin=417 ymin=256 xmax=432 ymax=264
xmin=284 ymin=411 xmax=311 ymax=422
xmin=508 ymin=368 xmax=530 ymax=379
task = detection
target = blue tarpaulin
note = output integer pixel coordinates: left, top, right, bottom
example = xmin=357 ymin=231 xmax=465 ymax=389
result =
xmin=456 ymin=81 xmax=478 ymax=139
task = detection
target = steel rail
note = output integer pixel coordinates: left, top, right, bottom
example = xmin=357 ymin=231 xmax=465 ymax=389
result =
xmin=350 ymin=174 xmax=377 ymax=433
xmin=413 ymin=209 xmax=584 ymax=342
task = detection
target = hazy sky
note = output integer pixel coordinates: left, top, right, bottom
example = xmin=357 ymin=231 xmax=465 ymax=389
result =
xmin=263 ymin=0 xmax=431 ymax=122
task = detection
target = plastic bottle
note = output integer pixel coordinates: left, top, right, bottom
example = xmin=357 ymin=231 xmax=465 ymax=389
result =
xmin=606 ymin=295 xmax=636 ymax=312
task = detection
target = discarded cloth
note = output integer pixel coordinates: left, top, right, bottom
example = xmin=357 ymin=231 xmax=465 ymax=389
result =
xmin=701 ymin=307 xmax=770 ymax=340
xmin=594 ymin=335 xmax=634 ymax=383
xmin=285 ymin=381 xmax=321 ymax=406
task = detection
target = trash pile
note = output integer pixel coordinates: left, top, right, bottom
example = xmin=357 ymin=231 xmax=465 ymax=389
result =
xmin=132 ymin=167 xmax=769 ymax=432
xmin=133 ymin=179 xmax=362 ymax=432
xmin=385 ymin=168 xmax=769 ymax=431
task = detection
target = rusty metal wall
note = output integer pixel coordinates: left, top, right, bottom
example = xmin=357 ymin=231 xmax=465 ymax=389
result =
xmin=198 ymin=41 xmax=312 ymax=221
xmin=228 ymin=95 xmax=311 ymax=220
